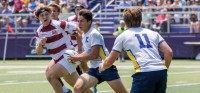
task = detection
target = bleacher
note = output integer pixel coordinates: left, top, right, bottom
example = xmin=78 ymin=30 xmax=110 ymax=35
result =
xmin=0 ymin=0 xmax=200 ymax=33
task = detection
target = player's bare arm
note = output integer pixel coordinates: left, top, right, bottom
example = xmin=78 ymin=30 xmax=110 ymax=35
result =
xmin=159 ymin=41 xmax=173 ymax=68
xmin=99 ymin=51 xmax=120 ymax=72
xmin=36 ymin=37 xmax=47 ymax=55
xmin=68 ymin=46 xmax=100 ymax=62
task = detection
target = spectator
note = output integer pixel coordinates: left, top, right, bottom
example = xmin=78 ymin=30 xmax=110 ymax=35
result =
xmin=0 ymin=3 xmax=4 ymax=28
xmin=28 ymin=0 xmax=37 ymax=12
xmin=88 ymin=0 xmax=97 ymax=9
xmin=16 ymin=4 xmax=31 ymax=27
xmin=137 ymin=0 xmax=143 ymax=6
xmin=119 ymin=0 xmax=131 ymax=7
xmin=118 ymin=0 xmax=131 ymax=12
xmin=70 ymin=0 xmax=88 ymax=9
xmin=171 ymin=0 xmax=183 ymax=23
xmin=153 ymin=9 xmax=169 ymax=32
xmin=77 ymin=0 xmax=88 ymax=8
xmin=61 ymin=2 xmax=72 ymax=14
xmin=0 ymin=1 xmax=13 ymax=27
xmin=12 ymin=0 xmax=24 ymax=13
xmin=8 ymin=0 xmax=14 ymax=7
xmin=113 ymin=20 xmax=126 ymax=62
xmin=165 ymin=0 xmax=175 ymax=24
xmin=141 ymin=7 xmax=152 ymax=29
xmin=190 ymin=14 xmax=200 ymax=33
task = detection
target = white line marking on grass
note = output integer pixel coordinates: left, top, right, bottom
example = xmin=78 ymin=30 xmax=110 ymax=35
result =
xmin=8 ymin=70 xmax=44 ymax=74
xmin=97 ymin=83 xmax=200 ymax=93
xmin=0 ymin=66 xmax=46 ymax=69
xmin=169 ymin=71 xmax=200 ymax=74
xmin=0 ymin=81 xmax=47 ymax=85
xmin=0 ymin=70 xmax=44 ymax=76
xmin=168 ymin=83 xmax=200 ymax=87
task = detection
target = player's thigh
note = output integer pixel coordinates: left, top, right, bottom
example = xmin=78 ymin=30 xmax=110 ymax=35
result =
xmin=63 ymin=72 xmax=79 ymax=87
xmin=107 ymin=79 xmax=128 ymax=93
xmin=75 ymin=73 xmax=98 ymax=90
xmin=46 ymin=59 xmax=56 ymax=72
xmin=47 ymin=63 xmax=70 ymax=78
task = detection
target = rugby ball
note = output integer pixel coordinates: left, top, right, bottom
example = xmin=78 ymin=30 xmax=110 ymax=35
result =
xmin=63 ymin=50 xmax=81 ymax=66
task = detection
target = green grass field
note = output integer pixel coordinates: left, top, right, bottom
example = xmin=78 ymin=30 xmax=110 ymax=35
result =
xmin=0 ymin=59 xmax=200 ymax=93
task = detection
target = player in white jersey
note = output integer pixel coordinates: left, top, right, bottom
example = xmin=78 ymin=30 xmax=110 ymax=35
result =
xmin=46 ymin=3 xmax=73 ymax=93
xmin=99 ymin=7 xmax=173 ymax=93
xmin=35 ymin=6 xmax=92 ymax=93
xmin=68 ymin=9 xmax=128 ymax=93
xmin=67 ymin=4 xmax=89 ymax=75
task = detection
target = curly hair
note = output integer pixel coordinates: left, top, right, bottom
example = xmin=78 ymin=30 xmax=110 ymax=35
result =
xmin=123 ymin=7 xmax=142 ymax=28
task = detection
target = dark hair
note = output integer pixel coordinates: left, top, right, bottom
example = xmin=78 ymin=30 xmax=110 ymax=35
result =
xmin=79 ymin=9 xmax=93 ymax=22
xmin=75 ymin=3 xmax=84 ymax=9
xmin=123 ymin=7 xmax=142 ymax=28
xmin=190 ymin=14 xmax=198 ymax=22
xmin=48 ymin=3 xmax=61 ymax=13
xmin=35 ymin=6 xmax=52 ymax=18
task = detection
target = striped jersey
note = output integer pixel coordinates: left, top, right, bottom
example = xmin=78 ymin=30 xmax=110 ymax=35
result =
xmin=35 ymin=20 xmax=77 ymax=63
xmin=112 ymin=27 xmax=167 ymax=72
xmin=82 ymin=27 xmax=109 ymax=68
xmin=67 ymin=15 xmax=79 ymax=49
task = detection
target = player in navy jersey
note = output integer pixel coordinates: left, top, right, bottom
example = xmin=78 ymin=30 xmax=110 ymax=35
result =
xmin=35 ymin=6 xmax=92 ymax=93
xmin=99 ymin=7 xmax=173 ymax=93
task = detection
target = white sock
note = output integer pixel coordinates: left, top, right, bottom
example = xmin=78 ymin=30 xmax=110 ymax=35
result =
xmin=62 ymin=85 xmax=69 ymax=92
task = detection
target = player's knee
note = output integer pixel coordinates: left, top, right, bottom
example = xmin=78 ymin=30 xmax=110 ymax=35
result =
xmin=46 ymin=71 xmax=57 ymax=81
xmin=74 ymin=84 xmax=83 ymax=93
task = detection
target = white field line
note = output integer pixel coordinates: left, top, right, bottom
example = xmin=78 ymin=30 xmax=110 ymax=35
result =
xmin=1 ymin=65 xmax=200 ymax=69
xmin=0 ymin=81 xmax=47 ymax=85
xmin=0 ymin=66 xmax=46 ymax=69
xmin=97 ymin=83 xmax=200 ymax=93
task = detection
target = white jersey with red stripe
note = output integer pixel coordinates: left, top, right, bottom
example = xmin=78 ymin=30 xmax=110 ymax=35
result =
xmin=67 ymin=15 xmax=79 ymax=50
xmin=35 ymin=20 xmax=77 ymax=62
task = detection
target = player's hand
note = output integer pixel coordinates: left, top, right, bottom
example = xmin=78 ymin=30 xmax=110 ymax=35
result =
xmin=68 ymin=55 xmax=79 ymax=63
xmin=98 ymin=63 xmax=105 ymax=73
xmin=39 ymin=37 xmax=47 ymax=46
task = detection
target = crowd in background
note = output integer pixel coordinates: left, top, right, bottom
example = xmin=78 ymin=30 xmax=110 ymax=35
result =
xmin=0 ymin=0 xmax=200 ymax=33
xmin=0 ymin=0 xmax=98 ymax=32
xmin=118 ymin=0 xmax=200 ymax=33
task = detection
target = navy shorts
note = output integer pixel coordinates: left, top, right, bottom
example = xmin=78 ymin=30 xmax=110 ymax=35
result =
xmin=86 ymin=65 xmax=120 ymax=84
xmin=131 ymin=69 xmax=167 ymax=93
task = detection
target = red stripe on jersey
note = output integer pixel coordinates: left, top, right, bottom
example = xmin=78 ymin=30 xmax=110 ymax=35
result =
xmin=72 ymin=31 xmax=77 ymax=35
xmin=73 ymin=44 xmax=78 ymax=47
xmin=60 ymin=21 xmax=66 ymax=30
xmin=36 ymin=32 xmax=39 ymax=37
xmin=46 ymin=33 xmax=63 ymax=43
xmin=54 ymin=55 xmax=64 ymax=63
xmin=71 ymin=36 xmax=76 ymax=40
xmin=48 ymin=44 xmax=67 ymax=54
xmin=41 ymin=24 xmax=56 ymax=32
xmin=72 ymin=17 xmax=77 ymax=22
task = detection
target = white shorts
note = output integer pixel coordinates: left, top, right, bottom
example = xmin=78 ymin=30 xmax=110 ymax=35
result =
xmin=58 ymin=58 xmax=77 ymax=74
